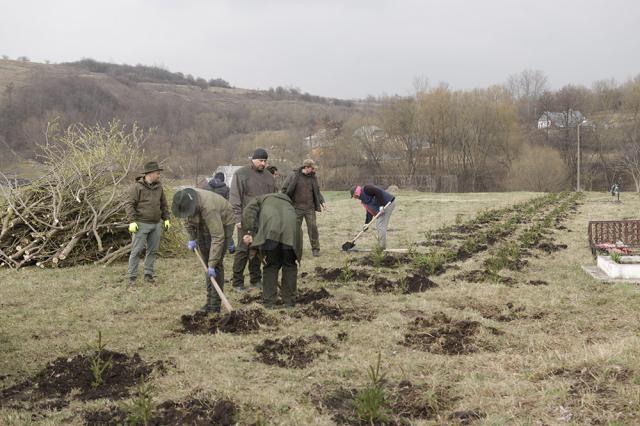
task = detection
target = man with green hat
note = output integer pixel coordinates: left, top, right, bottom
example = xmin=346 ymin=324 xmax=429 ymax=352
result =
xmin=125 ymin=161 xmax=171 ymax=285
xmin=241 ymin=193 xmax=302 ymax=308
xmin=172 ymin=187 xmax=236 ymax=313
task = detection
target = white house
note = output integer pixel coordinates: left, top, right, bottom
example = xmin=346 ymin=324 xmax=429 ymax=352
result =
xmin=537 ymin=110 xmax=586 ymax=129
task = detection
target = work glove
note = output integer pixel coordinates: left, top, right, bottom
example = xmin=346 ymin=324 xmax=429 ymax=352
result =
xmin=228 ymin=241 xmax=236 ymax=254
xmin=163 ymin=219 xmax=172 ymax=231
xmin=379 ymin=206 xmax=385 ymax=214
xmin=362 ymin=224 xmax=369 ymax=232
xmin=207 ymin=267 xmax=217 ymax=278
xmin=187 ymin=240 xmax=197 ymax=251
xmin=128 ymin=222 xmax=139 ymax=233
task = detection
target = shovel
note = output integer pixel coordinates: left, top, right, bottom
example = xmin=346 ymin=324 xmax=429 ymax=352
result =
xmin=341 ymin=202 xmax=391 ymax=251
xmin=194 ymin=247 xmax=233 ymax=313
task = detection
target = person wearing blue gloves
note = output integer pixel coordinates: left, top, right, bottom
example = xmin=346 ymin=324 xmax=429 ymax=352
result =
xmin=171 ymin=187 xmax=236 ymax=313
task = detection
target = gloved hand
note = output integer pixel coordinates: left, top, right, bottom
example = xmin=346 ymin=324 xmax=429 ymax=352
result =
xmin=228 ymin=241 xmax=236 ymax=254
xmin=187 ymin=240 xmax=197 ymax=251
xmin=163 ymin=219 xmax=172 ymax=231
xmin=379 ymin=205 xmax=385 ymax=214
xmin=128 ymin=222 xmax=139 ymax=233
xmin=207 ymin=267 xmax=217 ymax=278
xmin=362 ymin=224 xmax=369 ymax=232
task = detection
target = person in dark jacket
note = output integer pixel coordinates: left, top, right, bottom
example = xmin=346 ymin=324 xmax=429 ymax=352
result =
xmin=202 ymin=172 xmax=235 ymax=253
xmin=242 ymin=193 xmax=302 ymax=308
xmin=281 ymin=159 xmax=326 ymax=257
xmin=349 ymin=184 xmax=396 ymax=249
xmin=172 ymin=188 xmax=235 ymax=313
xmin=125 ymin=161 xmax=171 ymax=285
xmin=229 ymin=148 xmax=278 ymax=292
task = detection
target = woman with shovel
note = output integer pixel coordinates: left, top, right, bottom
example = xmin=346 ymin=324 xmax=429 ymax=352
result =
xmin=349 ymin=184 xmax=396 ymax=250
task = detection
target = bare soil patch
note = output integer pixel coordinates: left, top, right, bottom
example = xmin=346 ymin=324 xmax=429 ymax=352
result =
xmin=315 ymin=266 xmax=370 ymax=282
xmin=255 ymin=335 xmax=332 ymax=368
xmin=237 ymin=287 xmax=332 ymax=306
xmin=292 ymin=300 xmax=376 ymax=321
xmin=370 ymin=274 xmax=437 ymax=293
xmin=0 ymin=351 xmax=167 ymax=410
xmin=401 ymin=312 xmax=502 ymax=355
xmin=180 ymin=308 xmax=277 ymax=334
xmin=83 ymin=397 xmax=238 ymax=425
xmin=358 ymin=253 xmax=412 ymax=268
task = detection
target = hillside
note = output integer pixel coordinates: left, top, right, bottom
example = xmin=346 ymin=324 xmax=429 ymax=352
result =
xmin=0 ymin=59 xmax=373 ymax=179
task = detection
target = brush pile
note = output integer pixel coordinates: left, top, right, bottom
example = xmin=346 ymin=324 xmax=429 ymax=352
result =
xmin=0 ymin=121 xmax=185 ymax=269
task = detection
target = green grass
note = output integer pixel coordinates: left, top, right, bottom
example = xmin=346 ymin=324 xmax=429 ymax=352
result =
xmin=2 ymin=191 xmax=640 ymax=424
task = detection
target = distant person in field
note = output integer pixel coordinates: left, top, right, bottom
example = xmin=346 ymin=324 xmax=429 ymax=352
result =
xmin=241 ymin=193 xmax=302 ymax=308
xmin=281 ymin=159 xmax=327 ymax=257
xmin=229 ymin=148 xmax=278 ymax=292
xmin=125 ymin=161 xmax=171 ymax=286
xmin=349 ymin=184 xmax=396 ymax=249
xmin=171 ymin=188 xmax=235 ymax=313
xmin=201 ymin=171 xmax=235 ymax=253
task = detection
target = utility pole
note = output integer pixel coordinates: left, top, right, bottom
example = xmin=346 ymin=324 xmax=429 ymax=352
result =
xmin=576 ymin=119 xmax=587 ymax=192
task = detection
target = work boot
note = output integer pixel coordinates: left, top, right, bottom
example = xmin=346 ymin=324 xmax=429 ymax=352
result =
xmin=232 ymin=286 xmax=247 ymax=293
xmin=250 ymin=280 xmax=263 ymax=290
xmin=144 ymin=274 xmax=156 ymax=284
xmin=312 ymin=249 xmax=320 ymax=257
xmin=128 ymin=277 xmax=136 ymax=286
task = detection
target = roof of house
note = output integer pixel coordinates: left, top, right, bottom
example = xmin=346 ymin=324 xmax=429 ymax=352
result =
xmin=539 ymin=110 xmax=585 ymax=127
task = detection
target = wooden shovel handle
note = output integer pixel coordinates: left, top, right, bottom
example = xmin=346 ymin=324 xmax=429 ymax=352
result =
xmin=194 ymin=247 xmax=233 ymax=313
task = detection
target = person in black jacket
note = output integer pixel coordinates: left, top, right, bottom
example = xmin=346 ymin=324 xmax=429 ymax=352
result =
xmin=281 ymin=159 xmax=326 ymax=257
xmin=350 ymin=184 xmax=396 ymax=249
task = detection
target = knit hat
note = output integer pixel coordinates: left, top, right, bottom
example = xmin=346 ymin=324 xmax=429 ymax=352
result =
xmin=171 ymin=188 xmax=197 ymax=218
xmin=214 ymin=172 xmax=225 ymax=182
xmin=252 ymin=148 xmax=268 ymax=160
xmin=303 ymin=159 xmax=316 ymax=168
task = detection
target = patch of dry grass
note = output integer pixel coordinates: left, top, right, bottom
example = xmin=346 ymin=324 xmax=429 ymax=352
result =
xmin=2 ymin=191 xmax=640 ymax=424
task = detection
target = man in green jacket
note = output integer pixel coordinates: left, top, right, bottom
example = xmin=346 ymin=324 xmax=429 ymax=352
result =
xmin=281 ymin=158 xmax=326 ymax=257
xmin=242 ymin=193 xmax=302 ymax=308
xmin=172 ymin=188 xmax=236 ymax=313
xmin=229 ymin=148 xmax=278 ymax=292
xmin=125 ymin=161 xmax=171 ymax=286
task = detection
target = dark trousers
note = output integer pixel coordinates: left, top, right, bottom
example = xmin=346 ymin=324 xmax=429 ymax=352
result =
xmin=262 ymin=242 xmax=298 ymax=308
xmin=232 ymin=228 xmax=262 ymax=288
xmin=296 ymin=208 xmax=320 ymax=251
xmin=197 ymin=229 xmax=225 ymax=312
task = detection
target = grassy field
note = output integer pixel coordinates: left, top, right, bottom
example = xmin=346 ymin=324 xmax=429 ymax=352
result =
xmin=1 ymin=191 xmax=640 ymax=424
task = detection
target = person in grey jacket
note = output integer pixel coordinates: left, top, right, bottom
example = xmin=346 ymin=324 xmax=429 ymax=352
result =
xmin=229 ymin=148 xmax=277 ymax=292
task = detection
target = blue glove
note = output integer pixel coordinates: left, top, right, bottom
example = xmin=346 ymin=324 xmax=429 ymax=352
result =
xmin=228 ymin=241 xmax=236 ymax=254
xmin=187 ymin=240 xmax=197 ymax=251
xmin=207 ymin=267 xmax=217 ymax=278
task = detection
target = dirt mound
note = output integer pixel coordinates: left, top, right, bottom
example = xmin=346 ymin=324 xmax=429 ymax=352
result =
xmin=537 ymin=241 xmax=568 ymax=253
xmin=313 ymin=381 xmax=458 ymax=424
xmin=315 ymin=266 xmax=370 ymax=282
xmin=401 ymin=312 xmax=502 ymax=355
xmin=370 ymin=275 xmax=437 ymax=293
xmin=180 ymin=308 xmax=276 ymax=334
xmin=527 ymin=279 xmax=549 ymax=286
xmin=255 ymin=335 xmax=331 ymax=368
xmin=358 ymin=253 xmax=412 ymax=268
xmin=454 ymin=270 xmax=516 ymax=285
xmin=84 ymin=397 xmax=237 ymax=425
xmin=0 ymin=351 xmax=166 ymax=410
xmin=296 ymin=287 xmax=332 ymax=304
xmin=292 ymin=300 xmax=376 ymax=321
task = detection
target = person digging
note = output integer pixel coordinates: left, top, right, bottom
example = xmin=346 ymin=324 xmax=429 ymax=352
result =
xmin=172 ymin=188 xmax=236 ymax=313
xmin=125 ymin=161 xmax=171 ymax=286
xmin=348 ymin=184 xmax=396 ymax=250
xmin=241 ymin=193 xmax=302 ymax=309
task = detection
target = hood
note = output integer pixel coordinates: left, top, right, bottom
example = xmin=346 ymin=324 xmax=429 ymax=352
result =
xmin=207 ymin=178 xmax=227 ymax=189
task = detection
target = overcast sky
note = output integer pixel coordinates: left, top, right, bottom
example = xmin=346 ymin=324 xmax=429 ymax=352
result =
xmin=1 ymin=0 xmax=639 ymax=99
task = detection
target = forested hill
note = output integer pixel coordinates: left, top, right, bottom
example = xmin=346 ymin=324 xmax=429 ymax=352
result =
xmin=0 ymin=58 xmax=370 ymax=179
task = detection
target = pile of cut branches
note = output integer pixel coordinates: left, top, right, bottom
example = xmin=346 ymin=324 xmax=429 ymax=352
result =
xmin=0 ymin=121 xmax=185 ymax=269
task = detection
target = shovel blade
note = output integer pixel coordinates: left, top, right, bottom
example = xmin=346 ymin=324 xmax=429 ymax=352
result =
xmin=341 ymin=241 xmax=355 ymax=251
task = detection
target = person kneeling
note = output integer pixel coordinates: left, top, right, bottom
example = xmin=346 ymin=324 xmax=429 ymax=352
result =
xmin=242 ymin=194 xmax=302 ymax=308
